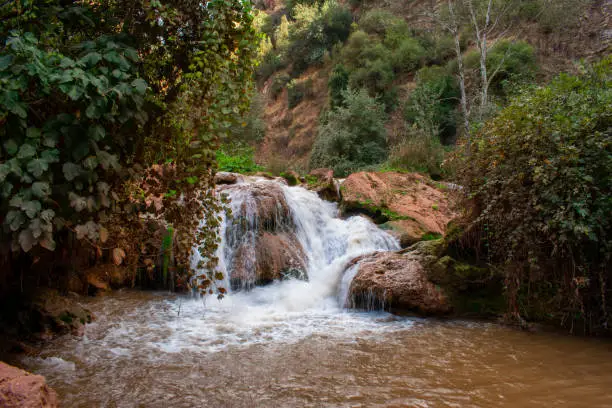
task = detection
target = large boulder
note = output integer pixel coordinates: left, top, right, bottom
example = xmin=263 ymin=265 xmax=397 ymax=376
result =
xmin=214 ymin=172 xmax=243 ymax=185
xmin=219 ymin=181 xmax=292 ymax=232
xmin=346 ymin=251 xmax=451 ymax=316
xmin=0 ymin=362 xmax=58 ymax=408
xmin=306 ymin=168 xmax=340 ymax=202
xmin=219 ymin=181 xmax=308 ymax=290
xmin=230 ymin=232 xmax=307 ymax=290
xmin=341 ymin=172 xmax=456 ymax=245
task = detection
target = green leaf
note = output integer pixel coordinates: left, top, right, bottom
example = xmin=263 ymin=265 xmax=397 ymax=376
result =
xmin=41 ymin=149 xmax=60 ymax=164
xmin=40 ymin=209 xmax=55 ymax=223
xmin=62 ymin=162 xmax=82 ymax=181
xmin=32 ymin=182 xmax=51 ymax=197
xmin=83 ymin=156 xmax=98 ymax=170
xmin=60 ymin=57 xmax=75 ymax=68
xmin=0 ymin=163 xmax=9 ymax=182
xmin=0 ymin=55 xmax=13 ymax=71
xmin=88 ymin=125 xmax=105 ymax=141
xmin=42 ymin=131 xmax=59 ymax=147
xmin=66 ymin=85 xmax=84 ymax=101
xmin=19 ymin=229 xmax=35 ymax=252
xmin=22 ymin=200 xmax=41 ymax=218
xmin=80 ymin=52 xmax=102 ymax=67
xmin=1 ymin=182 xmax=13 ymax=197
xmin=17 ymin=144 xmax=37 ymax=159
xmin=26 ymin=127 xmax=41 ymax=139
xmin=97 ymin=151 xmax=120 ymax=170
xmin=131 ymin=78 xmax=148 ymax=94
xmin=5 ymin=210 xmax=24 ymax=232
xmin=27 ymin=158 xmax=49 ymax=178
xmin=3 ymin=139 xmax=18 ymax=155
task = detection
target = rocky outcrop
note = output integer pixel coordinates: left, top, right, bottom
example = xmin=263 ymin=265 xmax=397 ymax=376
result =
xmin=220 ymin=181 xmax=308 ymax=290
xmin=346 ymin=250 xmax=451 ymax=316
xmin=341 ymin=172 xmax=457 ymax=246
xmin=0 ymin=362 xmax=58 ymax=408
xmin=214 ymin=172 xmax=243 ymax=185
xmin=230 ymin=232 xmax=307 ymax=290
xmin=306 ymin=168 xmax=340 ymax=202
xmin=345 ymin=239 xmax=504 ymax=317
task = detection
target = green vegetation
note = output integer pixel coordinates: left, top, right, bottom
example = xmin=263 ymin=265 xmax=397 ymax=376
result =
xmin=217 ymin=146 xmax=263 ymax=174
xmin=310 ymin=89 xmax=387 ymax=176
xmin=457 ymin=57 xmax=612 ymax=332
xmin=0 ymin=0 xmax=258 ymax=295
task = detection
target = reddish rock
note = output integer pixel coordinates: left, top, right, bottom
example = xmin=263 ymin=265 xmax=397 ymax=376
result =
xmin=307 ymin=168 xmax=340 ymax=201
xmin=341 ymin=172 xmax=457 ymax=244
xmin=230 ymin=232 xmax=307 ymax=289
xmin=214 ymin=172 xmax=242 ymax=185
xmin=347 ymin=251 xmax=451 ymax=316
xmin=0 ymin=362 xmax=58 ymax=408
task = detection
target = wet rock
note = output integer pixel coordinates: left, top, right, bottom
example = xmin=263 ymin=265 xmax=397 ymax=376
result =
xmin=230 ymin=232 xmax=307 ymax=290
xmin=17 ymin=288 xmax=93 ymax=339
xmin=346 ymin=251 xmax=451 ymax=316
xmin=84 ymin=264 xmax=133 ymax=295
xmin=0 ymin=362 xmax=58 ymax=408
xmin=219 ymin=181 xmax=293 ymax=232
xmin=214 ymin=172 xmax=242 ymax=185
xmin=341 ymin=172 xmax=456 ymax=242
xmin=306 ymin=168 xmax=340 ymax=202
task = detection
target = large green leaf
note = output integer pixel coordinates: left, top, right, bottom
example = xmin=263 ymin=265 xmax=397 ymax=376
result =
xmin=17 ymin=144 xmax=37 ymax=159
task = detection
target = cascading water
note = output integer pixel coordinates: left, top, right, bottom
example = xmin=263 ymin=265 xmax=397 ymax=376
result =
xmin=16 ymin=178 xmax=612 ymax=408
xmin=195 ymin=177 xmax=399 ymax=311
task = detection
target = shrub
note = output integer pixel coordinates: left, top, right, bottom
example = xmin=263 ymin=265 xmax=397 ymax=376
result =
xmin=287 ymin=78 xmax=314 ymax=108
xmin=328 ymin=64 xmax=349 ymax=108
xmin=464 ymin=39 xmax=537 ymax=98
xmin=270 ymin=73 xmax=291 ymax=99
xmin=404 ymin=66 xmax=459 ymax=144
xmin=386 ymin=127 xmax=446 ymax=178
xmin=216 ymin=145 xmax=263 ymax=174
xmin=310 ymin=89 xmax=388 ymax=176
xmin=288 ymin=1 xmax=352 ymax=76
xmin=390 ymin=37 xmax=425 ymax=73
xmin=457 ymin=57 xmax=612 ymax=331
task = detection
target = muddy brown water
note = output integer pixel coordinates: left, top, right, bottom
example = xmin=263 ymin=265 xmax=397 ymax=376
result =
xmin=13 ymin=291 xmax=612 ymax=408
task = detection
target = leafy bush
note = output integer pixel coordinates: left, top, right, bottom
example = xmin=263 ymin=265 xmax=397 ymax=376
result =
xmin=216 ymin=145 xmax=263 ymax=174
xmin=328 ymin=64 xmax=349 ymax=108
xmin=464 ymin=39 xmax=537 ymax=98
xmin=310 ymin=89 xmax=388 ymax=176
xmin=457 ymin=57 xmax=612 ymax=331
xmin=404 ymin=66 xmax=459 ymax=143
xmin=288 ymin=1 xmax=352 ymax=76
xmin=270 ymin=73 xmax=291 ymax=99
xmin=0 ymin=0 xmax=257 ymax=294
xmin=390 ymin=37 xmax=425 ymax=73
xmin=385 ymin=127 xmax=446 ymax=178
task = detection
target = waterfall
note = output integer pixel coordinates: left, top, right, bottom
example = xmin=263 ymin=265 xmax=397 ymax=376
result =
xmin=193 ymin=176 xmax=399 ymax=311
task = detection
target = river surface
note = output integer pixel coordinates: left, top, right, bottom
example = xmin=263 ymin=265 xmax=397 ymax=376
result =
xmin=17 ymin=179 xmax=612 ymax=407
xmin=17 ymin=290 xmax=612 ymax=408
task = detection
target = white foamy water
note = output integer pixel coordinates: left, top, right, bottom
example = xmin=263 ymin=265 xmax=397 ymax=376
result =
xmin=192 ymin=177 xmax=399 ymax=320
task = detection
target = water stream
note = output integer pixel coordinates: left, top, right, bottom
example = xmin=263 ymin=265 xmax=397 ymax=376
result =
xmin=15 ymin=179 xmax=612 ymax=407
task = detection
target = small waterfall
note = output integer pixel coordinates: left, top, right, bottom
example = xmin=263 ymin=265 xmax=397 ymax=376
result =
xmin=194 ymin=177 xmax=399 ymax=310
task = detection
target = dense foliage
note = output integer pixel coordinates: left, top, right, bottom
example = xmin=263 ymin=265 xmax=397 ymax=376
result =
xmin=310 ymin=89 xmax=387 ymax=176
xmin=0 ymin=0 xmax=258 ymax=293
xmin=458 ymin=57 xmax=612 ymax=332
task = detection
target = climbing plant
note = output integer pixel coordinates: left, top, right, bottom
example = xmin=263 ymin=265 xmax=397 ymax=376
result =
xmin=0 ymin=0 xmax=258 ymax=295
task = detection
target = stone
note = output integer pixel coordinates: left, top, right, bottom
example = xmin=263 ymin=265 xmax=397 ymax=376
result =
xmin=214 ymin=172 xmax=242 ymax=185
xmin=0 ymin=362 xmax=58 ymax=408
xmin=346 ymin=251 xmax=452 ymax=316
xmin=306 ymin=168 xmax=340 ymax=202
xmin=341 ymin=171 xmax=457 ymax=242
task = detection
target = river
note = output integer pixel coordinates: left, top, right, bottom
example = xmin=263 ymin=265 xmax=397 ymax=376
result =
xmin=15 ymin=178 xmax=612 ymax=407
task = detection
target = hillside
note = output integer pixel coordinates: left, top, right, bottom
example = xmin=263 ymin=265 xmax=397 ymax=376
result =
xmin=243 ymin=0 xmax=611 ymax=174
